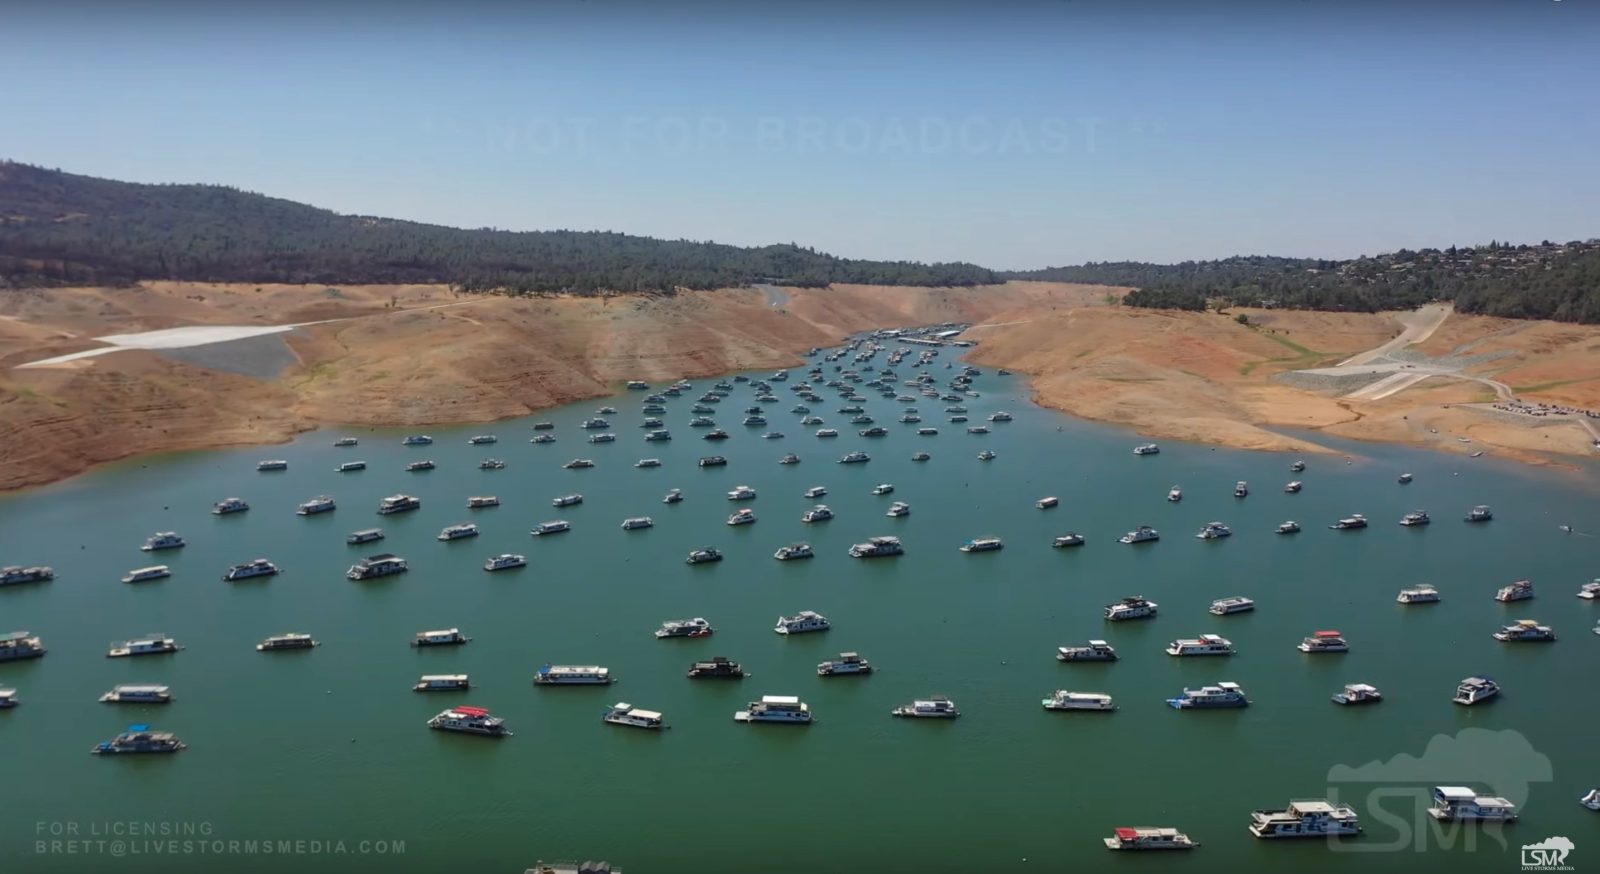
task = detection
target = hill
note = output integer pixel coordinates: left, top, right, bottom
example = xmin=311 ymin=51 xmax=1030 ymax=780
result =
xmin=1010 ymin=241 xmax=1600 ymax=323
xmin=0 ymin=162 xmax=996 ymax=293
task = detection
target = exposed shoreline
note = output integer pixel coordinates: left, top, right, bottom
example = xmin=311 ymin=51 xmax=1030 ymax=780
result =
xmin=4 ymin=281 xmax=1599 ymax=493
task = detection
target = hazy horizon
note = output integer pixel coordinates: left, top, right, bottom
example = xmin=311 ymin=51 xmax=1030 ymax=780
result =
xmin=2 ymin=0 xmax=1597 ymax=269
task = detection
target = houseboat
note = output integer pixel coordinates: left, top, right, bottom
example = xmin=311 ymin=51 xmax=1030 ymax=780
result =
xmin=1329 ymin=514 xmax=1367 ymax=530
xmin=484 ymin=553 xmax=527 ymax=572
xmin=552 ymin=494 xmax=584 ymax=508
xmin=1464 ymin=505 xmax=1494 ymax=522
xmin=141 ymin=532 xmax=186 ymax=551
xmin=415 ymin=674 xmax=471 ymax=692
xmin=687 ymin=657 xmax=745 ymax=679
xmin=804 ymin=485 xmax=828 ymax=498
xmin=1399 ymin=510 xmax=1431 ymax=526
xmin=531 ymin=434 xmax=556 ymax=444
xmin=347 ymin=528 xmax=385 ymax=545
xmin=1166 ymin=634 xmax=1235 ymax=657
xmin=685 ymin=547 xmax=722 ymax=564
xmin=1167 ymin=487 xmax=1182 ymax=502
xmin=1452 ymin=676 xmax=1500 ymax=705
xmin=602 ymin=703 xmax=666 ymax=730
xmin=777 ymin=452 xmax=799 ymax=463
xmin=405 ymin=460 xmax=436 ymax=472
xmin=100 ymin=685 xmax=173 ymax=704
xmin=334 ymin=437 xmax=359 ymax=447
xmin=91 ymin=725 xmax=186 ymax=755
xmin=620 ymin=517 xmax=654 ymax=530
xmin=337 ymin=461 xmax=367 ymax=472
xmin=1105 ymin=596 xmax=1158 ymax=621
xmin=726 ymin=509 xmax=757 ymax=526
xmin=849 ymin=536 xmax=903 ymax=558
xmin=1119 ymin=526 xmax=1159 ymax=544
xmin=1248 ymin=800 xmax=1361 ymax=838
xmin=1277 ymin=520 xmax=1301 ymax=534
xmin=1196 ymin=522 xmax=1232 ymax=540
xmin=223 ymin=558 xmax=279 ymax=581
xmin=0 ymin=688 xmax=16 ymax=708
xmin=1209 ymin=596 xmax=1255 ymax=616
xmin=655 ymin=618 xmax=713 ymax=639
xmin=107 ymin=634 xmax=181 ymax=658
xmin=532 ymin=521 xmax=572 ymax=536
xmin=976 ymin=449 xmax=997 ymax=460
xmin=1397 ymin=584 xmax=1441 ymax=604
xmin=838 ymin=450 xmax=870 ymax=463
xmin=297 ymin=495 xmax=337 ymax=515
xmin=635 ymin=458 xmax=661 ymax=468
xmin=257 ymin=633 xmax=317 ymax=651
xmin=1103 ymin=827 xmax=1196 ymax=851
xmin=1427 ymin=786 xmax=1518 ymax=822
xmin=1331 ymin=683 xmax=1383 ymax=705
xmin=885 ymin=501 xmax=910 ymax=517
xmin=662 ymin=489 xmax=683 ymax=504
xmin=735 ymin=695 xmax=812 ymax=724
xmin=892 ymin=696 xmax=960 ymax=718
xmin=413 ymin=628 xmax=470 ymax=647
xmin=1290 ymin=460 xmax=1307 ymax=472
xmin=1233 ymin=481 xmax=1249 ymax=498
xmin=256 ymin=459 xmax=288 ymax=471
xmin=347 ymin=553 xmax=408 ymax=580
xmin=401 ymin=435 xmax=433 ymax=445
xmin=562 ymin=459 xmax=595 ymax=469
xmin=1495 ymin=580 xmax=1534 ymax=602
xmin=1057 ymin=640 xmax=1118 ymax=661
xmin=774 ymin=542 xmax=814 ymax=561
xmin=727 ymin=485 xmax=758 ymax=501
xmin=1133 ymin=443 xmax=1160 ymax=456
xmin=0 ymin=565 xmax=53 ymax=586
xmin=437 ymin=522 xmax=480 ymax=541
xmin=698 ymin=455 xmax=728 ymax=467
xmin=121 ymin=565 xmax=171 ymax=584
xmin=212 ymin=497 xmax=250 ymax=515
xmin=1493 ymin=619 xmax=1556 ymax=642
xmin=377 ymin=494 xmax=421 ymax=515
xmin=427 ymin=706 xmax=511 ymax=737
xmin=1284 ymin=481 xmax=1303 ymax=493
xmin=1166 ymin=682 xmax=1248 ymax=709
xmin=0 ymin=631 xmax=46 ymax=661
xmin=1044 ymin=691 xmax=1117 ymax=711
xmin=1398 ymin=472 xmax=1414 ymax=483
xmin=468 ymin=434 xmax=498 ymax=445
xmin=1298 ymin=630 xmax=1349 ymax=653
xmin=817 ymin=652 xmax=873 ymax=676
xmin=588 ymin=432 xmax=617 ymax=444
xmin=1052 ymin=533 xmax=1086 ymax=548
xmin=533 ymin=665 xmax=612 ymax=685
xmin=775 ymin=611 xmax=830 ymax=634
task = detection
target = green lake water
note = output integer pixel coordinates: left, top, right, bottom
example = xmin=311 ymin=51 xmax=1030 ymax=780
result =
xmin=2 ymin=356 xmax=1598 ymax=873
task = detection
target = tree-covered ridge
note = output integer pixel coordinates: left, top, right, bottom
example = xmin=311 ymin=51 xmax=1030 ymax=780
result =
xmin=1011 ymin=242 xmax=1600 ymax=323
xmin=0 ymin=163 xmax=996 ymax=293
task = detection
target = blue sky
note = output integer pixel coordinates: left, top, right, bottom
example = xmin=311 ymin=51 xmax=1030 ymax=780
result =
xmin=2 ymin=0 xmax=1597 ymax=268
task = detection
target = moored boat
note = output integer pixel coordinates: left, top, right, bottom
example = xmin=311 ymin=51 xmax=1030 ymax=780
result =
xmin=774 ymin=542 xmax=814 ymax=561
xmin=1494 ymin=580 xmax=1534 ymax=602
xmin=1331 ymin=683 xmax=1382 ymax=705
xmin=891 ymin=695 xmax=959 ymax=718
xmin=484 ymin=553 xmax=527 ymax=572
xmin=1452 ymin=676 xmax=1499 ymax=705
xmin=1057 ymin=640 xmax=1117 ymax=661
xmin=735 ymin=695 xmax=812 ymax=724
xmin=687 ymin=656 xmax=745 ymax=679
xmin=1166 ymin=682 xmax=1248 ymax=709
xmin=1297 ymin=630 xmax=1349 ymax=653
xmin=91 ymin=725 xmax=186 ymax=755
xmin=1397 ymin=584 xmax=1440 ymax=604
xmin=223 ymin=558 xmax=280 ymax=581
xmin=534 ymin=664 xmax=612 ymax=685
xmin=1103 ymin=827 xmax=1196 ymax=851
xmin=1105 ymin=596 xmax=1157 ymax=621
xmin=602 ymin=702 xmax=667 ymax=730
xmin=121 ymin=565 xmax=171 ymax=584
xmin=415 ymin=674 xmax=471 ymax=692
xmin=257 ymin=633 xmax=317 ymax=651
xmin=1493 ymin=619 xmax=1556 ymax=642
xmin=413 ymin=628 xmax=470 ymax=647
xmin=1044 ymin=690 xmax=1116 ymax=711
xmin=141 ymin=532 xmax=186 ymax=551
xmin=1248 ymin=800 xmax=1361 ymax=838
xmin=775 ymin=611 xmax=830 ymax=634
xmin=1427 ymin=786 xmax=1518 ymax=822
xmin=107 ymin=634 xmax=181 ymax=658
xmin=1209 ymin=596 xmax=1255 ymax=616
xmin=347 ymin=553 xmax=407 ymax=580
xmin=655 ymin=617 xmax=714 ymax=639
xmin=100 ymin=684 xmax=173 ymax=704
xmin=817 ymin=652 xmax=872 ymax=676
xmin=427 ymin=706 xmax=511 ymax=737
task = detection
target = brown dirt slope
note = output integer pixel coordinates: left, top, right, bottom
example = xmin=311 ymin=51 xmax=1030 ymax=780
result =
xmin=0 ymin=281 xmax=1105 ymax=490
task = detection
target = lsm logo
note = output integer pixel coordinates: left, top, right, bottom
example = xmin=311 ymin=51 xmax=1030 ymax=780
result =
xmin=1521 ymin=836 xmax=1575 ymax=871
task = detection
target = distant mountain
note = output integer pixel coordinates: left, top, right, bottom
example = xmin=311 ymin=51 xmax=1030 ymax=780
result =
xmin=1009 ymin=243 xmax=1600 ymax=323
xmin=0 ymin=162 xmax=996 ymax=294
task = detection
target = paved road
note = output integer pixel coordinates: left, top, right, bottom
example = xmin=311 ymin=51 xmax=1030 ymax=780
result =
xmin=1337 ymin=303 xmax=1453 ymax=367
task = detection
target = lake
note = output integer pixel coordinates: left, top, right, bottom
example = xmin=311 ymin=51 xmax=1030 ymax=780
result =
xmin=2 ymin=352 xmax=1597 ymax=874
